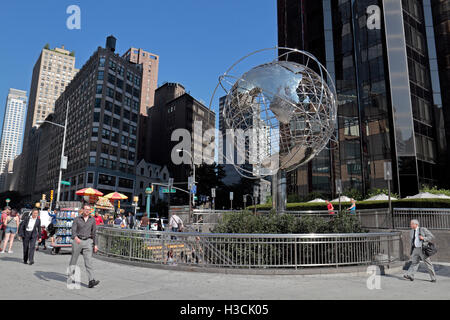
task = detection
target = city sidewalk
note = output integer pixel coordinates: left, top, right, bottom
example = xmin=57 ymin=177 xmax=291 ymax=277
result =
xmin=0 ymin=240 xmax=448 ymax=300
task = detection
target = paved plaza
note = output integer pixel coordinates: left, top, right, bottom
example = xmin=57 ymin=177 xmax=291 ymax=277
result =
xmin=0 ymin=241 xmax=449 ymax=300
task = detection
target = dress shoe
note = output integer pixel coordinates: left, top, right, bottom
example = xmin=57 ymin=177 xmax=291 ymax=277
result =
xmin=28 ymin=261 xmax=34 ymax=265
xmin=403 ymin=275 xmax=414 ymax=281
xmin=88 ymin=280 xmax=100 ymax=288
xmin=23 ymin=261 xmax=28 ymax=264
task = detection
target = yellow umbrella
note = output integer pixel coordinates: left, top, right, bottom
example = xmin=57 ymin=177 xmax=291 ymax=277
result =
xmin=104 ymin=192 xmax=128 ymax=200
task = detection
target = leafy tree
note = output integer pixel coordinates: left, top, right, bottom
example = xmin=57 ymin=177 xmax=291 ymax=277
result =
xmin=44 ymin=43 xmax=50 ymax=49
xmin=344 ymin=188 xmax=364 ymax=201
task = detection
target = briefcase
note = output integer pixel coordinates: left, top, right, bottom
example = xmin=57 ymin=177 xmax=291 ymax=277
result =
xmin=422 ymin=242 xmax=437 ymax=257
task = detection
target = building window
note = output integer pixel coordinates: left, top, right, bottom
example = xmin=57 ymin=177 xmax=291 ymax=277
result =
xmin=102 ymin=128 xmax=110 ymax=140
xmin=87 ymin=172 xmax=94 ymax=183
xmin=98 ymin=174 xmax=116 ymax=186
xmin=106 ymin=88 xmax=114 ymax=98
xmin=118 ymin=178 xmax=134 ymax=189
xmin=111 ymin=131 xmax=119 ymax=142
xmin=96 ymin=85 xmax=103 ymax=94
xmin=92 ymin=127 xmax=99 ymax=137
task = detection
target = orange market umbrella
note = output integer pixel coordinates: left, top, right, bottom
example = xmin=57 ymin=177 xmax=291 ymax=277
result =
xmin=76 ymin=188 xmax=103 ymax=197
xmin=104 ymin=192 xmax=128 ymax=200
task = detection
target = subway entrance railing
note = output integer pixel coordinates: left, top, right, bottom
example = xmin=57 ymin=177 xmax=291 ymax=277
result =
xmin=96 ymin=226 xmax=402 ymax=270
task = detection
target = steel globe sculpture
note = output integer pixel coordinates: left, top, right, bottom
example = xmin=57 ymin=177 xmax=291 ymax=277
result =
xmin=212 ymin=48 xmax=337 ymax=180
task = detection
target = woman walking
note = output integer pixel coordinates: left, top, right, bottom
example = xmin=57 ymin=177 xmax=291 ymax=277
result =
xmin=0 ymin=209 xmax=19 ymax=253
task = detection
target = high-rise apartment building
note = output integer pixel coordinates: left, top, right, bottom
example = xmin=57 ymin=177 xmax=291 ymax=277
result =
xmin=47 ymin=36 xmax=142 ymax=202
xmin=123 ymin=48 xmax=159 ymax=115
xmin=23 ymin=45 xmax=78 ymax=143
xmin=144 ymin=82 xmax=216 ymax=204
xmin=19 ymin=44 xmax=78 ymax=198
xmin=277 ymin=0 xmax=449 ymax=198
xmin=0 ymin=89 xmax=27 ymax=191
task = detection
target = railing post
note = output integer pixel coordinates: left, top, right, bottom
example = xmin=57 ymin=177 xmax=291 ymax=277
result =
xmin=294 ymin=237 xmax=298 ymax=270
xmin=335 ymin=237 xmax=338 ymax=269
xmin=129 ymin=233 xmax=132 ymax=261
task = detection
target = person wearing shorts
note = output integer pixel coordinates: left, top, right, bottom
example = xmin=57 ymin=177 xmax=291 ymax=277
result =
xmin=0 ymin=209 xmax=19 ymax=253
xmin=0 ymin=207 xmax=12 ymax=249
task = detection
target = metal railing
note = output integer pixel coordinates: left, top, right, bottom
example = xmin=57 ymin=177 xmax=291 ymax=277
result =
xmin=96 ymin=226 xmax=401 ymax=269
xmin=191 ymin=208 xmax=450 ymax=231
xmin=393 ymin=208 xmax=450 ymax=230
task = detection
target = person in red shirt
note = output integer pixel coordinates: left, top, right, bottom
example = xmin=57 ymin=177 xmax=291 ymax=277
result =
xmin=0 ymin=207 xmax=11 ymax=248
xmin=326 ymin=200 xmax=335 ymax=214
xmin=36 ymin=226 xmax=48 ymax=251
xmin=94 ymin=212 xmax=104 ymax=226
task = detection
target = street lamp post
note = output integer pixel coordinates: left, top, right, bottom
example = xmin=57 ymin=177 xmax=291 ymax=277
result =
xmin=38 ymin=101 xmax=68 ymax=210
xmin=145 ymin=186 xmax=153 ymax=231
xmin=132 ymin=196 xmax=139 ymax=229
xmin=177 ymin=149 xmax=195 ymax=223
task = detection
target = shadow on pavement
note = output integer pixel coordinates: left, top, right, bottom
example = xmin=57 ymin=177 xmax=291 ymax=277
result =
xmin=0 ymin=257 xmax=23 ymax=263
xmin=34 ymin=271 xmax=89 ymax=288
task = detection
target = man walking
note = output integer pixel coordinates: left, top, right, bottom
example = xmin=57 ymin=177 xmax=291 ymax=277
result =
xmin=404 ymin=219 xmax=437 ymax=282
xmin=169 ymin=214 xmax=184 ymax=232
xmin=19 ymin=208 xmax=41 ymax=265
xmin=69 ymin=204 xmax=100 ymax=288
xmin=126 ymin=212 xmax=135 ymax=229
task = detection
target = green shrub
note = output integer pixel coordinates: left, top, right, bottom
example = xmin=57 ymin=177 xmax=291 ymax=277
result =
xmin=212 ymin=210 xmax=364 ymax=234
xmin=421 ymin=185 xmax=450 ymax=197
xmin=367 ymin=188 xmax=399 ymax=199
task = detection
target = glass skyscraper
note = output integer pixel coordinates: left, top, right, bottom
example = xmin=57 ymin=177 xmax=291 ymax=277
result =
xmin=278 ymin=0 xmax=449 ymax=198
xmin=0 ymin=89 xmax=27 ymax=191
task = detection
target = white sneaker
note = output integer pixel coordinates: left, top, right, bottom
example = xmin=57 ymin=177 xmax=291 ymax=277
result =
xmin=0 ymin=251 xmax=4 ymax=254
xmin=7 ymin=250 xmax=13 ymax=254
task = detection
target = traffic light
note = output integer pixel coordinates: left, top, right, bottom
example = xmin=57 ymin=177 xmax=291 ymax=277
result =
xmin=50 ymin=190 xmax=54 ymax=201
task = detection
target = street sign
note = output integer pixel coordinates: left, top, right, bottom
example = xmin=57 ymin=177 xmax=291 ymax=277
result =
xmin=335 ymin=179 xmax=342 ymax=194
xmin=253 ymin=186 xmax=259 ymax=198
xmin=211 ymin=188 xmax=216 ymax=198
xmin=188 ymin=176 xmax=194 ymax=188
xmin=61 ymin=156 xmax=68 ymax=170
xmin=191 ymin=185 xmax=197 ymax=194
xmin=162 ymin=188 xmax=176 ymax=193
xmin=168 ymin=178 xmax=174 ymax=187
xmin=384 ymin=162 xmax=392 ymax=181
xmin=61 ymin=180 xmax=71 ymax=186
xmin=230 ymin=192 xmax=234 ymax=200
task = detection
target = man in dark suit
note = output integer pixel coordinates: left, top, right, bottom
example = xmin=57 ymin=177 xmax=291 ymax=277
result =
xmin=19 ymin=208 xmax=41 ymax=265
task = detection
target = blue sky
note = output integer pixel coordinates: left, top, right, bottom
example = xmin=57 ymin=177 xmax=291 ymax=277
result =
xmin=0 ymin=0 xmax=277 ymax=131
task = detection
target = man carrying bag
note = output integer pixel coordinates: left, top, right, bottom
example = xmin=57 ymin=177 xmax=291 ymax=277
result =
xmin=404 ymin=219 xmax=437 ymax=282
